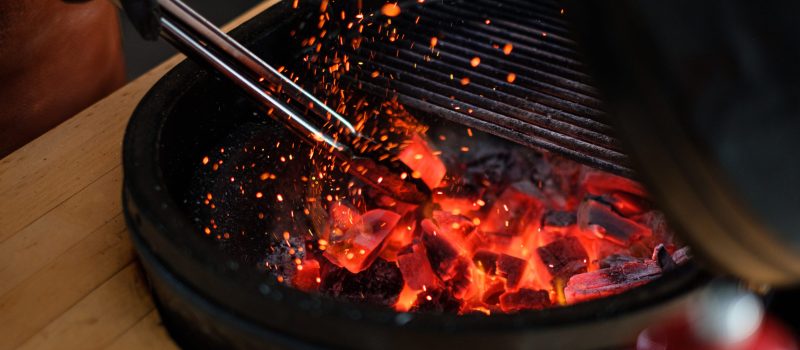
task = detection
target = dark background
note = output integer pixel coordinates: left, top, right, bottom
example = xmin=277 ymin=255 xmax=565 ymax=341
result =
xmin=119 ymin=0 xmax=261 ymax=79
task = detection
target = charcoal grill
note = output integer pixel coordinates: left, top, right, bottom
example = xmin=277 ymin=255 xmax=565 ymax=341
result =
xmin=123 ymin=0 xmax=708 ymax=349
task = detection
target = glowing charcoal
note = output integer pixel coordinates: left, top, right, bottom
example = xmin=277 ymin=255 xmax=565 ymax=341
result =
xmin=462 ymin=229 xmax=490 ymax=253
xmin=432 ymin=210 xmax=475 ymax=238
xmin=328 ymin=201 xmax=361 ymax=242
xmin=564 ymin=260 xmax=662 ymax=304
xmin=374 ymin=194 xmax=419 ymax=217
xmin=472 ymin=250 xmax=499 ymax=275
xmin=324 ymin=209 xmax=401 ymax=273
xmin=463 ymin=149 xmax=533 ymax=190
xmin=320 ymin=258 xmax=404 ymax=307
xmin=598 ymin=192 xmax=651 ymax=217
xmin=432 ymin=183 xmax=485 ymax=214
xmin=530 ymin=155 xmax=583 ymax=209
xmin=256 ymin=127 xmax=684 ymax=314
xmin=480 ymin=183 xmax=543 ymax=237
xmin=581 ymin=171 xmax=648 ymax=198
xmin=397 ymin=134 xmax=447 ymax=189
xmin=484 ymin=231 xmax=515 ymax=249
xmin=542 ymin=210 xmax=577 ymax=228
xmin=582 ymin=235 xmax=630 ymax=263
xmin=418 ymin=220 xmax=472 ymax=298
xmin=444 ymin=257 xmax=472 ymax=298
xmin=536 ymin=236 xmax=588 ymax=280
xmin=379 ymin=214 xmax=418 ymax=262
xmin=499 ymin=289 xmax=551 ymax=312
xmin=539 ymin=210 xmax=578 ymax=239
xmin=577 ymin=199 xmax=650 ymax=242
xmin=410 ymin=287 xmax=463 ymax=314
xmin=599 ymin=254 xmax=642 ymax=269
xmin=421 ymin=219 xmax=461 ymax=278
xmin=292 ymin=258 xmax=321 ymax=292
xmin=496 ymin=254 xmax=527 ymax=289
xmin=579 ymin=170 xmax=651 ymax=217
xmin=397 ymin=243 xmax=440 ymax=290
xmin=481 ymin=281 xmax=506 ymax=306
xmin=394 ymin=284 xmax=421 ymax=312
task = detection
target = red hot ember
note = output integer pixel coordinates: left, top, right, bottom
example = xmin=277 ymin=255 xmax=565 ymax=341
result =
xmin=323 ymin=209 xmax=402 ymax=273
xmin=268 ymin=131 xmax=687 ymax=315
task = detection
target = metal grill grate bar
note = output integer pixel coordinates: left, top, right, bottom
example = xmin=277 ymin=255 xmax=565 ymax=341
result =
xmin=342 ymin=76 xmax=633 ymax=176
xmin=348 ymin=51 xmax=618 ymax=150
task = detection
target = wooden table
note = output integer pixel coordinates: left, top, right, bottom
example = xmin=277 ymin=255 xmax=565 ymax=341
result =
xmin=0 ymin=2 xmax=278 ymax=348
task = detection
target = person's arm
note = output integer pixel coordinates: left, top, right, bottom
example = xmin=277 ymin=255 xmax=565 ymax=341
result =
xmin=0 ymin=0 xmax=126 ymax=157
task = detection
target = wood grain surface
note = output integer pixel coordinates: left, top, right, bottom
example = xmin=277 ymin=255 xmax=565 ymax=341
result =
xmin=0 ymin=1 xmax=279 ymax=348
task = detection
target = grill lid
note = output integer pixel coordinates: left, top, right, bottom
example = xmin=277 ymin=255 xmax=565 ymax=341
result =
xmin=567 ymin=0 xmax=800 ymax=286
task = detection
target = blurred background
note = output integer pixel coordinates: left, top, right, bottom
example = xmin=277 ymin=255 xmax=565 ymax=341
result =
xmin=120 ymin=0 xmax=259 ymax=79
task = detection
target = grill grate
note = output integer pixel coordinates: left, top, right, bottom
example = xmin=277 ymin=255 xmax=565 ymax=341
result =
xmin=336 ymin=0 xmax=632 ymax=176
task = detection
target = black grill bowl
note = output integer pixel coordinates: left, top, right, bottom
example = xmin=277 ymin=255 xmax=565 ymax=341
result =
xmin=122 ymin=1 xmax=707 ymax=349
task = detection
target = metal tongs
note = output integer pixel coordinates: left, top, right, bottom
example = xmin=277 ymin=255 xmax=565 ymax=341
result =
xmin=119 ymin=0 xmax=430 ymax=203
